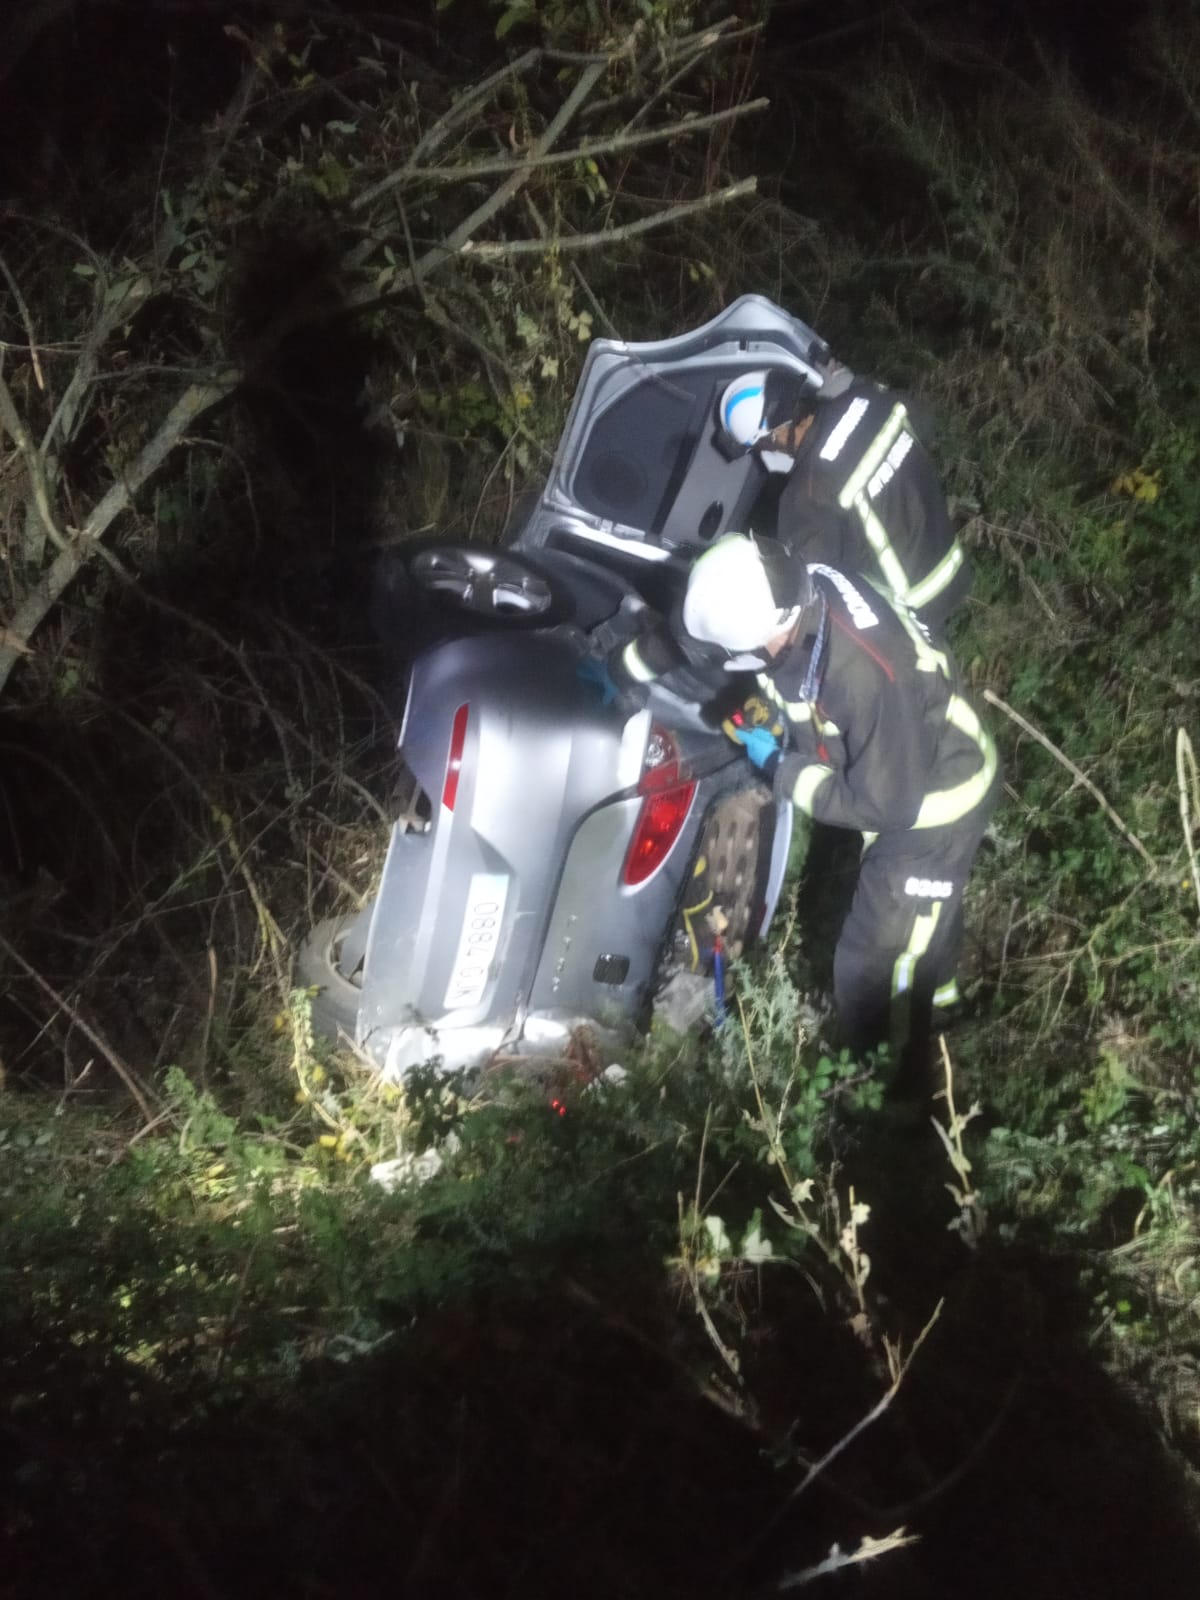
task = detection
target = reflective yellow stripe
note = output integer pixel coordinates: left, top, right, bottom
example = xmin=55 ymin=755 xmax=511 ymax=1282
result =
xmin=891 ymin=602 xmax=949 ymax=676
xmin=892 ymin=903 xmax=942 ymax=1000
xmin=861 ymin=831 xmax=878 ymax=852
xmin=891 ymin=902 xmax=942 ymax=1045
xmin=914 ymin=696 xmax=998 ymax=828
xmin=853 ymin=493 xmax=911 ymax=599
xmin=791 ymin=764 xmax=834 ymax=815
xmin=621 ymin=639 xmax=657 ymax=684
xmin=838 ymin=403 xmax=908 ymax=508
xmin=906 ymin=540 xmax=965 ymax=610
xmin=759 ymin=673 xmax=813 ymax=724
xmin=933 ymin=978 xmax=960 ymax=1009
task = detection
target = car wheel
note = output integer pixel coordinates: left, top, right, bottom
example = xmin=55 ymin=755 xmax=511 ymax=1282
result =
xmin=294 ymin=915 xmax=364 ymax=1044
xmin=371 ymin=541 xmax=574 ymax=657
xmin=409 ymin=544 xmax=569 ymax=627
xmin=700 ymin=787 xmax=775 ymax=959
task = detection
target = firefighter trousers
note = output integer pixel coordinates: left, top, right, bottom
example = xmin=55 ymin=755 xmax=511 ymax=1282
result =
xmin=832 ymin=769 xmax=999 ymax=1078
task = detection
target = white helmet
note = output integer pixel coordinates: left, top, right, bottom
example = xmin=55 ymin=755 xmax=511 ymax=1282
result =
xmin=682 ymin=534 xmax=813 ymax=655
xmin=718 ymin=371 xmax=769 ymax=450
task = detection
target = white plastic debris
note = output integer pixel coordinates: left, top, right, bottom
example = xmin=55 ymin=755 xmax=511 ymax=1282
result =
xmin=370 ymin=1132 xmax=460 ymax=1193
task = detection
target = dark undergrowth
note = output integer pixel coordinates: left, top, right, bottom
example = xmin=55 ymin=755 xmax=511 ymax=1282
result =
xmin=5 ymin=1 xmax=1200 ymax=1594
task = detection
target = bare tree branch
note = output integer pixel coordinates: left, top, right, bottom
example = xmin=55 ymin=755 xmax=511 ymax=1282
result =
xmin=460 ymin=178 xmax=758 ymax=257
xmin=358 ymin=98 xmax=768 ymax=193
xmin=40 ymin=274 xmax=152 ymax=456
xmin=0 ymin=364 xmax=70 ymax=552
xmin=0 ymin=370 xmax=237 ymax=694
xmin=0 ymin=251 xmax=46 ymax=391
xmin=337 ymin=58 xmax=608 ymax=312
xmin=0 ymin=931 xmax=159 ymax=1123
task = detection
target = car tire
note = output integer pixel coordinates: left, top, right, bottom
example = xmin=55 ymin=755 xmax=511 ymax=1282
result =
xmin=294 ymin=915 xmax=364 ymax=1044
xmin=700 ymin=786 xmax=775 ymax=960
xmin=373 ymin=540 xmax=574 ymax=646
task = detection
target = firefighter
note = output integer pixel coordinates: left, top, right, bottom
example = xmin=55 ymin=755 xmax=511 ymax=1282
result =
xmin=718 ymin=367 xmax=970 ymax=633
xmin=612 ymin=532 xmax=998 ymax=1088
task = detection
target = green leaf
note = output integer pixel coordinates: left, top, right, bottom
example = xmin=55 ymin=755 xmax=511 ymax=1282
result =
xmin=740 ymin=1217 xmax=773 ymax=1263
xmin=495 ymin=4 xmax=527 ymax=38
xmin=703 ymin=1214 xmax=732 ymax=1257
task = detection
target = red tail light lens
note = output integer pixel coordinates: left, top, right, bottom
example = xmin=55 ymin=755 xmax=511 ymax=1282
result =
xmin=623 ymin=728 xmax=696 ymax=886
xmin=441 ymin=703 xmax=469 ymax=811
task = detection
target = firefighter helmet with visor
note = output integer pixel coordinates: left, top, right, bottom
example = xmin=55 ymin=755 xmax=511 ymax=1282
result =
xmin=682 ymin=534 xmax=814 ymax=657
xmin=718 ymin=371 xmax=770 ymax=450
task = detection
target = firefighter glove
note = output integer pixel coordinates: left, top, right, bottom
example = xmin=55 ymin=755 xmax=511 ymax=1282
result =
xmin=731 ymin=724 xmax=781 ymax=778
xmin=575 ymin=657 xmax=620 ymax=706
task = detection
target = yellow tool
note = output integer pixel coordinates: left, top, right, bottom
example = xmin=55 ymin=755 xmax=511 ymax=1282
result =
xmin=722 ymin=692 xmax=784 ymax=745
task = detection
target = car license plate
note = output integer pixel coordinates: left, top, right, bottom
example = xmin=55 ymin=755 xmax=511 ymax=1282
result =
xmin=443 ymin=872 xmax=509 ymax=1011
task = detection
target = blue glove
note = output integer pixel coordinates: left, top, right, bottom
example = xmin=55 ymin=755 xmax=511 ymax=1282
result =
xmin=731 ymin=724 xmax=781 ymax=775
xmin=575 ymin=656 xmax=620 ymax=706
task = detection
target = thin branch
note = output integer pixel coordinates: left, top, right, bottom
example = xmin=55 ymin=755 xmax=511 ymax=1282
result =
xmin=351 ymin=47 xmax=544 ymax=210
xmin=0 ymin=364 xmax=71 ymax=551
xmin=418 ymin=60 xmax=608 ymax=264
xmin=730 ymin=1300 xmax=943 ymax=1580
xmin=461 ymin=177 xmax=758 ymax=257
xmin=777 ymin=1526 xmax=919 ymax=1590
xmin=0 ymin=370 xmax=238 ymax=695
xmin=1175 ymin=728 xmax=1200 ymax=917
xmin=40 ymin=273 xmax=153 ymax=457
xmin=521 ymin=193 xmax=621 ymax=337
xmin=377 ymin=99 xmax=768 ymax=186
xmin=0 ymin=932 xmax=158 ymax=1123
xmin=334 ymin=59 xmax=607 ymax=313
xmin=982 ymin=688 xmax=1157 ymax=870
xmin=787 ymin=1301 xmax=942 ymax=1506
xmin=584 ymin=16 xmax=757 ymax=123
xmin=0 ymin=251 xmax=46 ymax=391
xmin=621 ymin=27 xmax=765 ymax=132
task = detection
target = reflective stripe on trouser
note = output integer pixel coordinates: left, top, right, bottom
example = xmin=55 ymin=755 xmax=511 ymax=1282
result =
xmin=831 ymin=773 xmax=997 ymax=1063
xmin=681 ymin=854 xmax=714 ymax=973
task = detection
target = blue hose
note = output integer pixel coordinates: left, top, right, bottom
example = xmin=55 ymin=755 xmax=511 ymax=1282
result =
xmin=712 ymin=939 xmax=726 ymax=1025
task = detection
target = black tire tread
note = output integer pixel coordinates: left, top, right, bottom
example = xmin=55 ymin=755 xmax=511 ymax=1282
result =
xmin=294 ymin=915 xmax=362 ymax=1043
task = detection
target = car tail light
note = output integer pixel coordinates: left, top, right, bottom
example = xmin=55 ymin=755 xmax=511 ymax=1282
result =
xmin=622 ymin=726 xmax=696 ymax=886
xmin=441 ymin=703 xmax=469 ymax=811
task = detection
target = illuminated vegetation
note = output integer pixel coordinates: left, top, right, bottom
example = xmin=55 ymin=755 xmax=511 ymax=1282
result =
xmin=4 ymin=2 xmax=1200 ymax=1593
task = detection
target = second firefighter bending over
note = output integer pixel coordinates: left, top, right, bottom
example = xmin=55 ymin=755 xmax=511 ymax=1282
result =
xmin=611 ymin=532 xmax=999 ymax=1084
xmin=719 ymin=365 xmax=970 ymax=632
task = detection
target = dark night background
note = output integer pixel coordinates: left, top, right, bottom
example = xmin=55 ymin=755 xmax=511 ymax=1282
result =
xmin=3 ymin=2 xmax=1200 ymax=1597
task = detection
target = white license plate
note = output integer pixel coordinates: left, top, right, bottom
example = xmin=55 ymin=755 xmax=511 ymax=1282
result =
xmin=442 ymin=872 xmax=510 ymax=1011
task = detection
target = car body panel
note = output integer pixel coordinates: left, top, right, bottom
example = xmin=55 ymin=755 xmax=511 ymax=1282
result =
xmin=515 ymin=293 xmax=835 ymax=563
xmin=343 ymin=297 xmax=828 ymax=1077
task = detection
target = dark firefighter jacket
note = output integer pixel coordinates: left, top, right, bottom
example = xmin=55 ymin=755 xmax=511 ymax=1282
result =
xmin=773 ymin=380 xmax=971 ymax=632
xmin=613 ymin=565 xmax=996 ymax=836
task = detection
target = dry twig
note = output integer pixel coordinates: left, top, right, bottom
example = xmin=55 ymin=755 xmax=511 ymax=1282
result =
xmin=461 ymin=178 xmax=758 ymax=257
xmin=982 ymin=687 xmax=1156 ymax=869
xmin=1175 ymin=728 xmax=1200 ymax=918
xmin=776 ymin=1526 xmax=919 ymax=1590
xmin=388 ymin=99 xmax=769 ymax=184
xmin=0 ymin=932 xmax=158 ymax=1123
